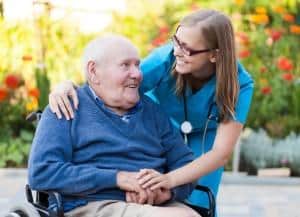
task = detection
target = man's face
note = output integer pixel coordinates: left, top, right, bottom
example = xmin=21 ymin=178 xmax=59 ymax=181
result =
xmin=95 ymin=43 xmax=142 ymax=111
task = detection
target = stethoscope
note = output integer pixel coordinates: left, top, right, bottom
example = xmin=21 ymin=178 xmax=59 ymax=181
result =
xmin=180 ymin=84 xmax=219 ymax=154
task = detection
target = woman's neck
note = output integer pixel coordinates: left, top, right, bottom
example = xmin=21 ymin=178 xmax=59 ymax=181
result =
xmin=186 ymin=73 xmax=214 ymax=93
xmin=186 ymin=64 xmax=215 ymax=93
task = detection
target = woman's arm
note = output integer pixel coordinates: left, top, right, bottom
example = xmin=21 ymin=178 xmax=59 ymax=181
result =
xmin=137 ymin=121 xmax=243 ymax=189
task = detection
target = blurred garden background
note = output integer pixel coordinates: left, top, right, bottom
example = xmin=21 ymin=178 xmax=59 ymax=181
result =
xmin=0 ymin=0 xmax=299 ymax=176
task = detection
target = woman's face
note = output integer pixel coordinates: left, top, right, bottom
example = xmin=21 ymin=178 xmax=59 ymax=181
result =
xmin=173 ymin=26 xmax=215 ymax=79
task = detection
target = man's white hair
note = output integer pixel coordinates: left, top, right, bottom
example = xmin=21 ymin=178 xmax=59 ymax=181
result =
xmin=81 ymin=34 xmax=135 ymax=80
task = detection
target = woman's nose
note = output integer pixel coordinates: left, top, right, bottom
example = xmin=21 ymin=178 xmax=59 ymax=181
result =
xmin=173 ymin=45 xmax=184 ymax=57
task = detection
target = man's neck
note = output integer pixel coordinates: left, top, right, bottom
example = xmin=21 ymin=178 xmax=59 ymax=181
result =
xmin=104 ymin=105 xmax=128 ymax=116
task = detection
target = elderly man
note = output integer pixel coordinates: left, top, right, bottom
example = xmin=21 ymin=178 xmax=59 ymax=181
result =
xmin=28 ymin=35 xmax=200 ymax=217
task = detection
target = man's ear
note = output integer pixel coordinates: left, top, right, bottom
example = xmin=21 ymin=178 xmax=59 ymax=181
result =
xmin=87 ymin=61 xmax=100 ymax=84
xmin=209 ymin=49 xmax=219 ymax=63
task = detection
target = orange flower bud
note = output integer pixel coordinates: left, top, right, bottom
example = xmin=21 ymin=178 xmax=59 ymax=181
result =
xmin=282 ymin=14 xmax=295 ymax=23
xmin=290 ymin=25 xmax=300 ymax=34
xmin=28 ymin=88 xmax=40 ymax=99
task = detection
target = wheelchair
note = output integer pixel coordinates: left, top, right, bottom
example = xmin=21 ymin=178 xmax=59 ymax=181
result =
xmin=6 ymin=111 xmax=215 ymax=217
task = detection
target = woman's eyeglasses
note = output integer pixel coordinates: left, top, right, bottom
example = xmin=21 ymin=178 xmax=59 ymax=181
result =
xmin=171 ymin=35 xmax=214 ymax=56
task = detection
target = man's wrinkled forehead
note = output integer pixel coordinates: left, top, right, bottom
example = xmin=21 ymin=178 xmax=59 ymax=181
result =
xmin=105 ymin=43 xmax=140 ymax=64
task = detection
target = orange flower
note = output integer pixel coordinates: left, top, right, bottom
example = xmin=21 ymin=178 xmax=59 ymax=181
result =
xmin=22 ymin=55 xmax=33 ymax=61
xmin=239 ymin=50 xmax=251 ymax=58
xmin=0 ymin=87 xmax=8 ymax=101
xmin=236 ymin=31 xmax=250 ymax=45
xmin=5 ymin=74 xmax=21 ymax=89
xmin=249 ymin=14 xmax=269 ymax=25
xmin=281 ymin=73 xmax=294 ymax=82
xmin=28 ymin=88 xmax=40 ymax=99
xmin=272 ymin=6 xmax=286 ymax=14
xmin=282 ymin=14 xmax=295 ymax=23
xmin=251 ymin=14 xmax=269 ymax=24
xmin=255 ymin=7 xmax=267 ymax=14
xmin=290 ymin=25 xmax=300 ymax=34
xmin=277 ymin=57 xmax=293 ymax=71
xmin=261 ymin=86 xmax=272 ymax=95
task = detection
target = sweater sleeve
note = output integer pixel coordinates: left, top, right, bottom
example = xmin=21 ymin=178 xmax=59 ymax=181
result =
xmin=139 ymin=43 xmax=175 ymax=93
xmin=28 ymin=107 xmax=118 ymax=196
xmin=155 ymin=107 xmax=196 ymax=201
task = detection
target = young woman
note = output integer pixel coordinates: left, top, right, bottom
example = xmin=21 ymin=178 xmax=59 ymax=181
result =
xmin=48 ymin=9 xmax=254 ymax=215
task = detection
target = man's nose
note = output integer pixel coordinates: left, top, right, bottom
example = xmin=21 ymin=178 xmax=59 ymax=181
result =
xmin=130 ymin=65 xmax=142 ymax=79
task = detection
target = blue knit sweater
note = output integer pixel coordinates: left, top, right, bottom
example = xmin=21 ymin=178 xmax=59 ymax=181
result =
xmin=28 ymin=84 xmax=195 ymax=212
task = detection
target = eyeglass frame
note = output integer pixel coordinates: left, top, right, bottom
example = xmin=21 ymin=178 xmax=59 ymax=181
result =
xmin=171 ymin=34 xmax=216 ymax=56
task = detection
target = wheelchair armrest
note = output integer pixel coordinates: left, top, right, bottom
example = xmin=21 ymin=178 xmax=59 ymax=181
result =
xmin=184 ymin=185 xmax=215 ymax=217
xmin=26 ymin=184 xmax=64 ymax=217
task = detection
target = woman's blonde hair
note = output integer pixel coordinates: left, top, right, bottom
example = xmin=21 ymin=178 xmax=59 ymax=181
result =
xmin=171 ymin=9 xmax=239 ymax=122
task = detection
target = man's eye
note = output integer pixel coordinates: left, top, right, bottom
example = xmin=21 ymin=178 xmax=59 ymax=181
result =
xmin=121 ymin=63 xmax=130 ymax=67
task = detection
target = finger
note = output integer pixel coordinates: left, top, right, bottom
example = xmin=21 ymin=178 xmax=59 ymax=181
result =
xmin=126 ymin=192 xmax=132 ymax=202
xmin=137 ymin=189 xmax=147 ymax=204
xmin=61 ymin=95 xmax=74 ymax=119
xmin=150 ymin=181 xmax=167 ymax=190
xmin=136 ymin=169 xmax=150 ymax=179
xmin=142 ymin=176 xmax=163 ymax=189
xmin=49 ymin=94 xmax=62 ymax=119
xmin=138 ymin=173 xmax=159 ymax=186
xmin=70 ymin=88 xmax=79 ymax=110
xmin=131 ymin=192 xmax=139 ymax=203
xmin=56 ymin=96 xmax=70 ymax=120
xmin=145 ymin=189 xmax=154 ymax=205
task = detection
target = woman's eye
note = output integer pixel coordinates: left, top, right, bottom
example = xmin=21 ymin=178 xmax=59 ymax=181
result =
xmin=121 ymin=63 xmax=130 ymax=67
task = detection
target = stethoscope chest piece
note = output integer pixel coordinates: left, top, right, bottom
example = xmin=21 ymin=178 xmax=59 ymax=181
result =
xmin=181 ymin=121 xmax=193 ymax=134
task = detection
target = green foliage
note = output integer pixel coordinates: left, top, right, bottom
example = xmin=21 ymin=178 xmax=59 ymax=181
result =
xmin=0 ymin=130 xmax=33 ymax=167
xmin=35 ymin=66 xmax=50 ymax=110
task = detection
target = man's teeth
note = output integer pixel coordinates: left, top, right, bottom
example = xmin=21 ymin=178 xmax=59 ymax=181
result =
xmin=128 ymin=84 xmax=137 ymax=88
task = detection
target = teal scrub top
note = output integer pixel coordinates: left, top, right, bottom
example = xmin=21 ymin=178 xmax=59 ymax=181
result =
xmin=139 ymin=43 xmax=254 ymax=209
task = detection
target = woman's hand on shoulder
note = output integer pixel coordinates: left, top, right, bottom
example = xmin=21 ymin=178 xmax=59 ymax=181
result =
xmin=49 ymin=80 xmax=78 ymax=120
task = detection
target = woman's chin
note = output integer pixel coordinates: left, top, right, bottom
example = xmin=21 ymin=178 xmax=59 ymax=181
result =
xmin=175 ymin=65 xmax=191 ymax=75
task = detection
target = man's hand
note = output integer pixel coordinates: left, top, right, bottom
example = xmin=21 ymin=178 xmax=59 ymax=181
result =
xmin=126 ymin=188 xmax=156 ymax=205
xmin=125 ymin=188 xmax=171 ymax=205
xmin=117 ymin=171 xmax=148 ymax=204
xmin=153 ymin=188 xmax=172 ymax=205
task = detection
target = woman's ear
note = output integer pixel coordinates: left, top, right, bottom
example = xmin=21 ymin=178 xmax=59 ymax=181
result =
xmin=209 ymin=49 xmax=219 ymax=63
xmin=87 ymin=61 xmax=101 ymax=84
